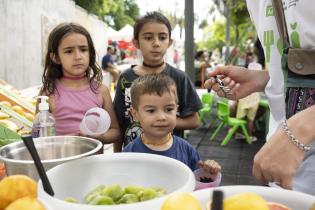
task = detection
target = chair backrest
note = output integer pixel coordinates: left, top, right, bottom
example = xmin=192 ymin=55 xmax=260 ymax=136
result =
xmin=201 ymin=93 xmax=214 ymax=108
xmin=216 ymin=100 xmax=230 ymax=122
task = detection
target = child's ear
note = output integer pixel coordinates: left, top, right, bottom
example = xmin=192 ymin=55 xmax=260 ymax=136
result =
xmin=130 ymin=107 xmax=139 ymax=122
xmin=132 ymin=39 xmax=140 ymax=49
xmin=50 ymin=53 xmax=61 ymax=64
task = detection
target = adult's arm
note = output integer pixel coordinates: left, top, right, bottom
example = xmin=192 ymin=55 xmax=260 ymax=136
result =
xmin=253 ymin=105 xmax=315 ymax=189
xmin=204 ymin=65 xmax=269 ymax=100
xmin=175 ymin=113 xmax=200 ymax=130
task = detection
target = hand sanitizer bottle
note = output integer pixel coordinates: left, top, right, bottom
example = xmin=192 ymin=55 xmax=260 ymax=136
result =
xmin=32 ymin=96 xmax=56 ymax=138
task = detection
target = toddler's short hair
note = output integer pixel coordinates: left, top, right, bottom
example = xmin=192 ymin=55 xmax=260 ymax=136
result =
xmin=130 ymin=74 xmax=178 ymax=109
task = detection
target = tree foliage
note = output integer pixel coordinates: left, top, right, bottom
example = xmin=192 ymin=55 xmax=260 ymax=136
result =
xmin=164 ymin=11 xmax=185 ymax=39
xmin=197 ymin=0 xmax=256 ymax=63
xmin=228 ymin=0 xmax=253 ymax=41
xmin=74 ymin=0 xmax=140 ymax=30
xmin=197 ymin=21 xmax=230 ymax=51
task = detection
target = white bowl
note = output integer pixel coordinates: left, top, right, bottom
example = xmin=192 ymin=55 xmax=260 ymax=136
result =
xmin=192 ymin=185 xmax=315 ymax=210
xmin=39 ymin=198 xmax=53 ymax=210
xmin=38 ymin=153 xmax=195 ymax=210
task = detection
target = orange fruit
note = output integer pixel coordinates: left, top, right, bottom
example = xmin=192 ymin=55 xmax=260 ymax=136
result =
xmin=0 ymin=175 xmax=37 ymax=210
xmin=223 ymin=192 xmax=269 ymax=210
xmin=206 ymin=193 xmax=290 ymax=210
xmin=161 ymin=192 xmax=202 ymax=210
xmin=4 ymin=197 xmax=45 ymax=210
xmin=0 ymin=163 xmax=6 ymax=181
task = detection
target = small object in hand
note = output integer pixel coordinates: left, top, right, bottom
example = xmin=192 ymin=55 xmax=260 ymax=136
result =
xmin=200 ymin=177 xmax=214 ymax=183
xmin=214 ymin=76 xmax=232 ymax=97
xmin=214 ymin=76 xmax=225 ymax=87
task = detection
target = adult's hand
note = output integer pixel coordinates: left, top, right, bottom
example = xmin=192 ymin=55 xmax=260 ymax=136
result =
xmin=253 ymin=106 xmax=315 ymax=189
xmin=204 ymin=65 xmax=269 ymax=100
xmin=252 ymin=124 xmax=304 ymax=189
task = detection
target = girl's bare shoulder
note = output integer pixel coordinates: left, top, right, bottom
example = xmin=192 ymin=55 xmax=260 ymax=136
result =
xmin=98 ymin=84 xmax=110 ymax=95
xmin=97 ymin=84 xmax=112 ymax=104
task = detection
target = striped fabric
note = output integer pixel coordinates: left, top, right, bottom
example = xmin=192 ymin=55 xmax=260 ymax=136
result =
xmin=285 ymin=87 xmax=315 ymax=118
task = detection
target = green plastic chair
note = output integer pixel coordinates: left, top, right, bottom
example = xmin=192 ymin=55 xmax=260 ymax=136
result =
xmin=198 ymin=93 xmax=214 ymax=125
xmin=210 ymin=100 xmax=251 ymax=146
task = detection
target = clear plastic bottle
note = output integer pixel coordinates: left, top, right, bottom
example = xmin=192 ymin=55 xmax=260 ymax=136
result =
xmin=32 ymin=96 xmax=56 ymax=138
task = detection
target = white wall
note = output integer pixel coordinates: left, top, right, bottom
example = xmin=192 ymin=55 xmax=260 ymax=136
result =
xmin=0 ymin=0 xmax=108 ymax=89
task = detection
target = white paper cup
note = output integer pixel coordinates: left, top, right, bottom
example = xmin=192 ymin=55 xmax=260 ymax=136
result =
xmin=80 ymin=107 xmax=111 ymax=136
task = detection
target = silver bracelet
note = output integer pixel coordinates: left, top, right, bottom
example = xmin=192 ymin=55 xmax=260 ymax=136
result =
xmin=282 ymin=120 xmax=311 ymax=152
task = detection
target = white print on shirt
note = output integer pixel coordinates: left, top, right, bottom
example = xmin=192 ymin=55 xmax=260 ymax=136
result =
xmin=124 ymin=87 xmax=131 ymax=118
xmin=123 ymin=86 xmax=142 ymax=144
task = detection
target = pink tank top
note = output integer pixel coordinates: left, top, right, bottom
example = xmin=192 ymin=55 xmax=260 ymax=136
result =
xmin=54 ymin=81 xmax=102 ymax=135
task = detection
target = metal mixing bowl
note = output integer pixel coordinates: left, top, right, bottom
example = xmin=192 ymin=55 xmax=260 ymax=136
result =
xmin=0 ymin=136 xmax=103 ymax=180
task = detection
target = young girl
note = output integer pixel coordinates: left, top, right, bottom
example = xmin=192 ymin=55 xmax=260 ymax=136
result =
xmin=39 ymin=22 xmax=120 ymax=143
xmin=123 ymin=74 xmax=221 ymax=175
xmin=114 ymin=11 xmax=202 ymax=152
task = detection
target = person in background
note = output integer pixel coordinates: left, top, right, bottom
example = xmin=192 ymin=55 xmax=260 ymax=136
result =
xmin=254 ymin=38 xmax=265 ymax=69
xmin=194 ymin=50 xmax=212 ymax=88
xmin=113 ymin=11 xmax=202 ymax=152
xmin=173 ymin=49 xmax=180 ymax=68
xmin=235 ymin=63 xmax=263 ymax=142
xmin=204 ymin=0 xmax=315 ymax=195
xmin=101 ymin=46 xmax=121 ymax=87
xmin=244 ymin=52 xmax=254 ymax=68
xmin=120 ymin=49 xmax=127 ymax=62
xmin=123 ymin=74 xmax=221 ymax=175
xmin=234 ymin=45 xmax=263 ymax=141
xmin=39 ymin=22 xmax=120 ymax=144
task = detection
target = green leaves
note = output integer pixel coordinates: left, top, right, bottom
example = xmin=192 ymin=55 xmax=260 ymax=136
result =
xmin=197 ymin=0 xmax=256 ymax=64
xmin=74 ymin=0 xmax=140 ymax=30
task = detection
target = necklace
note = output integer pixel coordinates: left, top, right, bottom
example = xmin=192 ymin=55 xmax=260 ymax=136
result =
xmin=142 ymin=61 xmax=165 ymax=68
xmin=141 ymin=133 xmax=172 ymax=146
xmin=62 ymin=75 xmax=86 ymax=80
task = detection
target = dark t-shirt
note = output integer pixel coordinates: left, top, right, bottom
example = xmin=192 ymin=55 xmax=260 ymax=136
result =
xmin=122 ymin=135 xmax=201 ymax=171
xmin=113 ymin=63 xmax=202 ymax=147
xmin=101 ymin=54 xmax=114 ymax=69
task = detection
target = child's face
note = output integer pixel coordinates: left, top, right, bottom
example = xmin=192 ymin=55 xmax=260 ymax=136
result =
xmin=131 ymin=91 xmax=177 ymax=139
xmin=133 ymin=22 xmax=172 ymax=65
xmin=54 ymin=33 xmax=90 ymax=77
